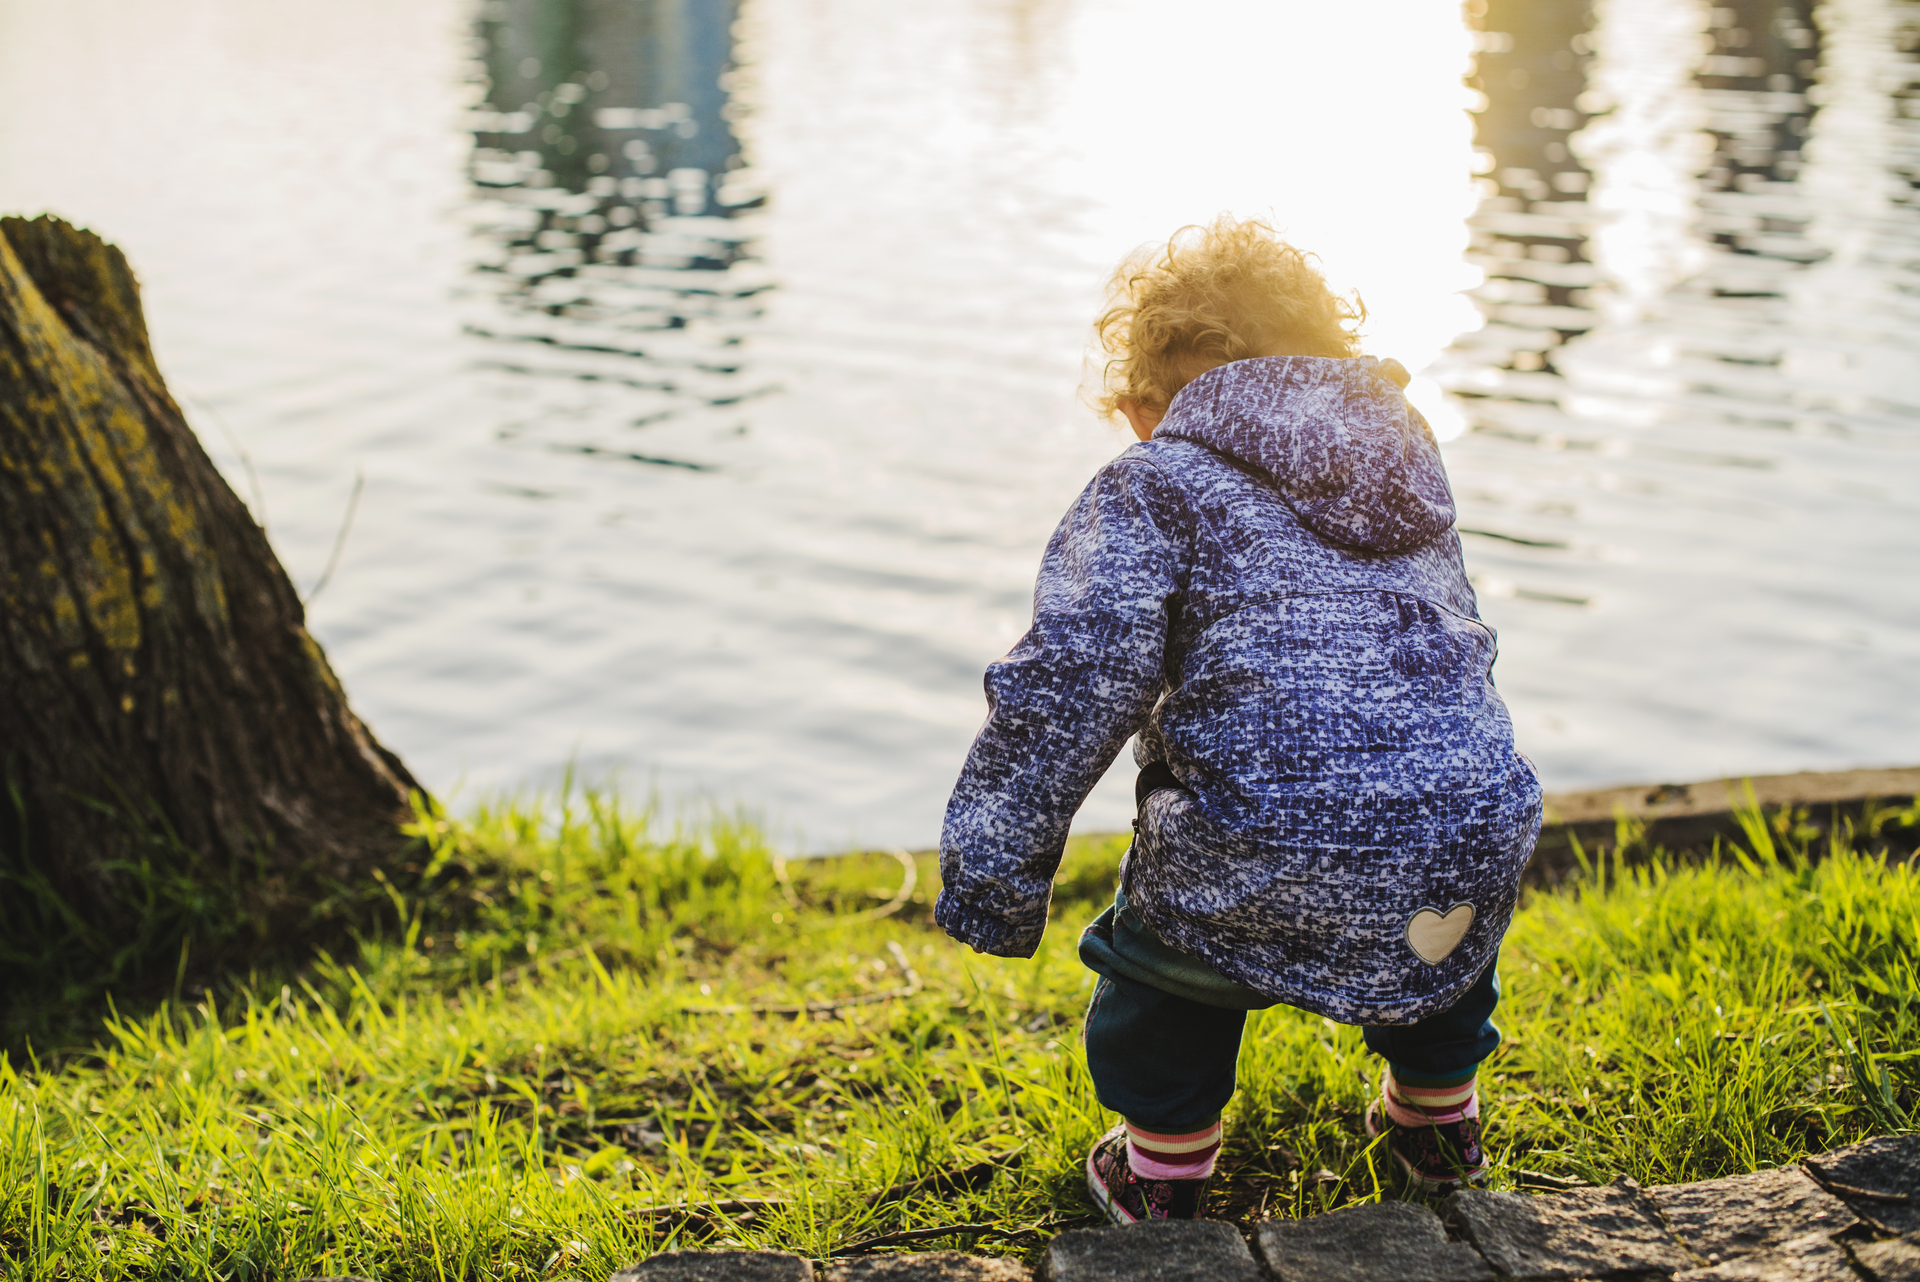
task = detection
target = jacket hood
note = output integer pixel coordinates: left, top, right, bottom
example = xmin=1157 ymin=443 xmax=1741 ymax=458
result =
xmin=1151 ymin=355 xmax=1456 ymax=554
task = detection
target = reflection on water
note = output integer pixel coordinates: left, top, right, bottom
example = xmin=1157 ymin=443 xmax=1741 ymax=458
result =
xmin=1434 ymin=0 xmax=1920 ymax=784
xmin=0 ymin=0 xmax=1913 ymax=845
xmin=465 ymin=0 xmax=765 ymax=471
xmin=432 ymin=0 xmax=1121 ymax=844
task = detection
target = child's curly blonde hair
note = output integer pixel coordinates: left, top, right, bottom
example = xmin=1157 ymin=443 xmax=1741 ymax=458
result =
xmin=1094 ymin=216 xmax=1365 ymax=416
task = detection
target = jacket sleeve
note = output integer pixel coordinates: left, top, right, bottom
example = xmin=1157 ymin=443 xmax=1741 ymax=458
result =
xmin=934 ymin=457 xmax=1184 ymax=957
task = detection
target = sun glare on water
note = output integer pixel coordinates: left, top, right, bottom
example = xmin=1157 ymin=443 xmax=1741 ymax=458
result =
xmin=1060 ymin=0 xmax=1484 ymax=437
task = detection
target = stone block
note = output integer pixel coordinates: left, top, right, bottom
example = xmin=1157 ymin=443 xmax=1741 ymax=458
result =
xmin=1670 ymin=1231 xmax=1857 ymax=1281
xmin=1442 ymin=1181 xmax=1692 ymax=1280
xmin=613 ymin=1252 xmax=816 ymax=1282
xmin=1044 ymin=1220 xmax=1263 ymax=1282
xmin=827 ymin=1254 xmax=1031 ymax=1281
xmin=1804 ymin=1135 xmax=1920 ymax=1235
xmin=1854 ymin=1233 xmax=1920 ymax=1282
xmin=1650 ymin=1166 xmax=1860 ymax=1261
xmin=1255 ymin=1201 xmax=1494 ymax=1282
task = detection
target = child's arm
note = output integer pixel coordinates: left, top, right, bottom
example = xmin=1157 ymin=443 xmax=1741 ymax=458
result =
xmin=934 ymin=458 xmax=1182 ymax=958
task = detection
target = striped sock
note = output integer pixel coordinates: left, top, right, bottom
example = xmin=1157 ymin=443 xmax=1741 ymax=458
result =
xmin=1382 ymin=1068 xmax=1478 ymax=1128
xmin=1125 ymin=1119 xmax=1222 ymax=1181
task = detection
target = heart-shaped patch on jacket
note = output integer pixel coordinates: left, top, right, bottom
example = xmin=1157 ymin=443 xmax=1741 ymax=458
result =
xmin=1405 ymin=902 xmax=1476 ymax=965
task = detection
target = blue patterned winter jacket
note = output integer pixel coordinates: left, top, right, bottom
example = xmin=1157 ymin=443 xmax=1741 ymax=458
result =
xmin=934 ymin=355 xmax=1542 ymax=1025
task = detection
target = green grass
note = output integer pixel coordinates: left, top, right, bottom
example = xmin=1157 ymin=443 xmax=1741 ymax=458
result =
xmin=1 ymin=788 xmax=1915 ymax=1280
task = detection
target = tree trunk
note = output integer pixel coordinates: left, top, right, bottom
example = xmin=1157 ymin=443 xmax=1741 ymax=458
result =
xmin=0 ymin=214 xmax=421 ymax=1007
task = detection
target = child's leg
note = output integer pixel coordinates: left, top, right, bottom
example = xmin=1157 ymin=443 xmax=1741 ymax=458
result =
xmin=1358 ymin=952 xmax=1501 ymax=1187
xmin=1362 ymin=952 xmax=1501 ymax=1104
xmin=1083 ymin=970 xmax=1244 ymax=1180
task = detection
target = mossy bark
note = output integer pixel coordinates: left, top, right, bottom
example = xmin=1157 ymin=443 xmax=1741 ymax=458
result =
xmin=0 ymin=214 xmax=420 ymax=1003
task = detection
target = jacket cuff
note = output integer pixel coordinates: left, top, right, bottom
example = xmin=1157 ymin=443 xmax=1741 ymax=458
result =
xmin=934 ymin=888 xmax=1043 ymax=959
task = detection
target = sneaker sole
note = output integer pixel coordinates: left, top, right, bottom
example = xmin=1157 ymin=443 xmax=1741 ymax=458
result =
xmin=1086 ymin=1126 xmax=1139 ymax=1226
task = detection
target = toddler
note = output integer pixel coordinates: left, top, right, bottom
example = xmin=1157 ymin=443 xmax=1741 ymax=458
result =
xmin=934 ymin=218 xmax=1541 ymax=1223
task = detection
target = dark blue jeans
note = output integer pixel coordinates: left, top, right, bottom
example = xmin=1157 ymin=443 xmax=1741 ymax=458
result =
xmin=1080 ymin=893 xmax=1501 ymax=1132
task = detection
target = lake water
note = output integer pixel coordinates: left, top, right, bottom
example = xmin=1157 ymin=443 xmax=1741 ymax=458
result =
xmin=1 ymin=0 xmax=1915 ymax=849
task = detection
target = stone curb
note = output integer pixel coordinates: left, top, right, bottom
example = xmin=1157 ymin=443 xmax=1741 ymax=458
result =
xmin=566 ymin=1133 xmax=1920 ymax=1282
xmin=1526 ymin=765 xmax=1920 ymax=887
xmin=1256 ymin=1200 xmax=1492 ymax=1281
